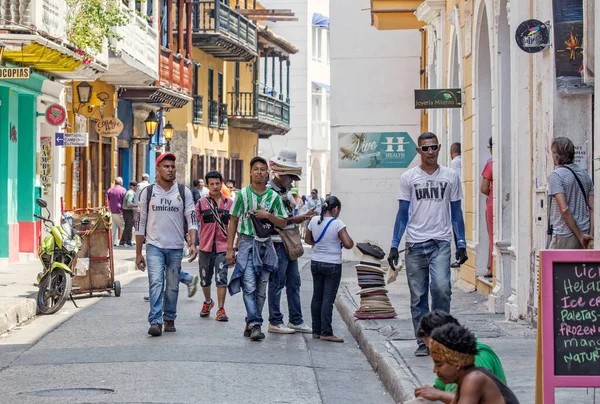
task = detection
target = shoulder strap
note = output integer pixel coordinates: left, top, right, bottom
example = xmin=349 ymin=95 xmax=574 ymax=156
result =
xmin=314 ymin=218 xmax=336 ymax=244
xmin=144 ymin=184 xmax=154 ymax=237
xmin=206 ymin=197 xmax=228 ymax=236
xmin=562 ymin=166 xmax=589 ymax=208
xmin=178 ymin=184 xmax=187 ymax=212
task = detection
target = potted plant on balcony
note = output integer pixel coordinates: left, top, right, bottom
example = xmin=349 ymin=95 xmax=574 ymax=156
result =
xmin=66 ymin=0 xmax=129 ymax=62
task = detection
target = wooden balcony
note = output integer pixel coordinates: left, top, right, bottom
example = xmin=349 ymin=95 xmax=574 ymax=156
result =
xmin=190 ymin=0 xmax=258 ymax=61
xmin=227 ymin=91 xmax=290 ymax=136
xmin=118 ymin=46 xmax=193 ymax=109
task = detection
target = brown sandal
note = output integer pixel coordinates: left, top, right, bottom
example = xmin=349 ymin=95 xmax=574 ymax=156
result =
xmin=320 ymin=335 xmax=344 ymax=343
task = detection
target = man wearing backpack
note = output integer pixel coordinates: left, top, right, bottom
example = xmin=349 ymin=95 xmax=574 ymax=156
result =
xmin=135 ymin=153 xmax=198 ymax=337
xmin=548 ymin=137 xmax=594 ymax=249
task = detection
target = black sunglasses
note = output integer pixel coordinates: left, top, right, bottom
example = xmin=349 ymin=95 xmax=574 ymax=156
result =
xmin=419 ymin=144 xmax=440 ymax=152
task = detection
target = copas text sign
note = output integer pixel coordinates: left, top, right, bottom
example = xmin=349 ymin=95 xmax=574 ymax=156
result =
xmin=95 ymin=117 xmax=124 ymax=137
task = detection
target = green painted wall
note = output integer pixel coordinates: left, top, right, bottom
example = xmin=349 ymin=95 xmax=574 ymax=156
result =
xmin=0 ymin=68 xmax=44 ymax=258
xmin=17 ymin=95 xmax=37 ymax=222
xmin=0 ymin=87 xmax=20 ymax=257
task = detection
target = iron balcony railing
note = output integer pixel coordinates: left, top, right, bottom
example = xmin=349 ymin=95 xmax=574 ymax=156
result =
xmin=228 ymin=92 xmax=290 ymax=126
xmin=193 ymin=95 xmax=204 ymax=124
xmin=191 ymin=0 xmax=257 ymax=48
xmin=219 ymin=102 xmax=228 ymax=129
xmin=208 ymin=100 xmax=219 ymax=128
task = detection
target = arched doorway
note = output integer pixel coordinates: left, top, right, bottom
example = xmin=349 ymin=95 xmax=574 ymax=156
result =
xmin=448 ymin=26 xmax=462 ymax=157
xmin=311 ymin=157 xmax=322 ymax=195
xmin=475 ymin=3 xmax=493 ymax=278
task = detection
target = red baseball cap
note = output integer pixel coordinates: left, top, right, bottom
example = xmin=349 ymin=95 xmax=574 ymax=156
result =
xmin=156 ymin=153 xmax=176 ymax=167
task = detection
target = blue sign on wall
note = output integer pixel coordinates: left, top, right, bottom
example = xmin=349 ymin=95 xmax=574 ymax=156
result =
xmin=338 ymin=132 xmax=417 ymax=169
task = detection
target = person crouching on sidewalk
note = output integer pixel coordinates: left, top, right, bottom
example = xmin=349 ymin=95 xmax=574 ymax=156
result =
xmin=304 ymin=196 xmax=354 ymax=343
xmin=196 ymin=170 xmax=233 ymax=321
xmin=226 ymin=157 xmax=288 ymax=341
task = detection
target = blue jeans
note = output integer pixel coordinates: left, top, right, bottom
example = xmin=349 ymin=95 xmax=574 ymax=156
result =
xmin=268 ymin=243 xmax=303 ymax=326
xmin=242 ymin=265 xmax=270 ymax=327
xmin=179 ymin=269 xmax=193 ymax=285
xmin=404 ymin=240 xmax=451 ymax=344
xmin=310 ymin=261 xmax=342 ymax=337
xmin=146 ymin=244 xmax=183 ymax=325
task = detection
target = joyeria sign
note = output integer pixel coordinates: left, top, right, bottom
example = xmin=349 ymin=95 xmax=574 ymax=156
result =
xmin=95 ymin=117 xmax=124 ymax=137
xmin=45 ymin=104 xmax=67 ymax=126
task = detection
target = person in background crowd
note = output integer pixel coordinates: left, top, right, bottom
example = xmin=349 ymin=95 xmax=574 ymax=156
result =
xmin=450 ymin=142 xmax=462 ymax=179
xmin=306 ymin=189 xmax=325 ymax=212
xmin=450 ymin=142 xmax=463 ymax=269
xmin=425 ymin=323 xmax=519 ymax=404
xmin=135 ymin=173 xmax=150 ymax=205
xmin=267 ymin=148 xmax=315 ymax=335
xmin=304 ymin=196 xmax=354 ymax=343
xmin=198 ymin=178 xmax=210 ymax=198
xmin=120 ymin=181 xmax=138 ymax=247
xmin=107 ymin=177 xmax=127 ymax=247
xmin=548 ymin=136 xmax=594 ymax=249
xmin=291 ymin=188 xmax=303 ymax=216
xmin=226 ymin=157 xmax=288 ymax=341
xmin=480 ymin=137 xmax=494 ymax=277
xmin=388 ymin=132 xmax=468 ymax=357
xmin=414 ymin=310 xmax=506 ymax=403
xmin=191 ymin=179 xmax=202 ymax=204
xmin=135 ymin=153 xmax=198 ymax=337
xmin=196 ymin=171 xmax=233 ymax=321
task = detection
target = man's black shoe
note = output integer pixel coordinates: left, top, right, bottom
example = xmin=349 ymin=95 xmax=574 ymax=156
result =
xmin=250 ymin=325 xmax=265 ymax=341
xmin=414 ymin=344 xmax=430 ymax=357
xmin=451 ymin=261 xmax=461 ymax=268
xmin=148 ymin=323 xmax=162 ymax=337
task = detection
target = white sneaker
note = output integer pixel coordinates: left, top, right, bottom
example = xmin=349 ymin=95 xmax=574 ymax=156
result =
xmin=287 ymin=322 xmax=312 ymax=333
xmin=268 ymin=323 xmax=296 ymax=334
xmin=188 ymin=275 xmax=198 ymax=298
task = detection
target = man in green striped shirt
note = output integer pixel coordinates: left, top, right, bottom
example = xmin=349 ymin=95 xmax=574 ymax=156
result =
xmin=226 ymin=157 xmax=288 ymax=341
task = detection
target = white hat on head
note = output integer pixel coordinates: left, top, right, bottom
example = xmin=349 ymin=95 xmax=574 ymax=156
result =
xmin=270 ymin=148 xmax=302 ymax=169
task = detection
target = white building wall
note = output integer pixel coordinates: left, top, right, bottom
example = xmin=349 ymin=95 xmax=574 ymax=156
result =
xmin=259 ymin=0 xmax=330 ymax=197
xmin=330 ymin=0 xmax=421 ymax=257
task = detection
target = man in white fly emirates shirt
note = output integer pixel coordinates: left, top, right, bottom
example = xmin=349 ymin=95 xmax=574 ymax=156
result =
xmin=387 ymin=132 xmax=468 ymax=357
xmin=135 ymin=153 xmax=198 ymax=337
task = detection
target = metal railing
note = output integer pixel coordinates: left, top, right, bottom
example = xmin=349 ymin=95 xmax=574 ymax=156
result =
xmin=228 ymin=92 xmax=290 ymax=125
xmin=219 ymin=103 xmax=228 ymax=128
xmin=191 ymin=0 xmax=257 ymax=48
xmin=208 ymin=100 xmax=219 ymax=127
xmin=193 ymin=95 xmax=204 ymax=124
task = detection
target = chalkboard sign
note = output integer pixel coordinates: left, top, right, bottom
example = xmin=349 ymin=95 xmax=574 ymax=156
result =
xmin=541 ymin=250 xmax=600 ymax=404
xmin=553 ymin=262 xmax=600 ymax=375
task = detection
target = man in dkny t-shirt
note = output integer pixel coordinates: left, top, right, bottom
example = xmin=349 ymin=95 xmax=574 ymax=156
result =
xmin=388 ymin=132 xmax=468 ymax=357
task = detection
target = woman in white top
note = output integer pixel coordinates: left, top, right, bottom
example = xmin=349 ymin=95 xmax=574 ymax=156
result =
xmin=304 ymin=196 xmax=354 ymax=343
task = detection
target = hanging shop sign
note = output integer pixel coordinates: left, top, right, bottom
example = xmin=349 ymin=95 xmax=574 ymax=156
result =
xmin=45 ymin=104 xmax=67 ymax=126
xmin=0 ymin=67 xmax=31 ymax=80
xmin=414 ymin=89 xmax=462 ymax=109
xmin=338 ymin=132 xmax=417 ymax=169
xmin=515 ymin=19 xmax=550 ymax=53
xmin=55 ymin=132 xmax=89 ymax=147
xmin=539 ymin=250 xmax=600 ymax=404
xmin=95 ymin=117 xmax=124 ymax=137
xmin=40 ymin=137 xmax=52 ymax=195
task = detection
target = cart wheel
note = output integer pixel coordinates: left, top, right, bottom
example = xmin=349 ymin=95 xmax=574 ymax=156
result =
xmin=114 ymin=281 xmax=121 ymax=297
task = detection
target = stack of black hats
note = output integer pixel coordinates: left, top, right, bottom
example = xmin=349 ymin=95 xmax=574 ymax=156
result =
xmin=353 ymin=243 xmax=397 ymax=320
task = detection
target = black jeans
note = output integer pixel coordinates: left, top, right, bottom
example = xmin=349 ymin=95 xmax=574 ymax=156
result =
xmin=310 ymin=260 xmax=342 ymax=337
xmin=120 ymin=210 xmax=134 ymax=245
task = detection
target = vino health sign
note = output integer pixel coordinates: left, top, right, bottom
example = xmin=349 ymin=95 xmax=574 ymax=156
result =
xmin=338 ymin=132 xmax=417 ymax=169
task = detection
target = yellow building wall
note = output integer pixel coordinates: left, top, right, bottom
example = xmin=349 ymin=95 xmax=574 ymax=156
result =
xmin=64 ymin=79 xmax=117 ymax=209
xmin=229 ymin=128 xmax=258 ymax=187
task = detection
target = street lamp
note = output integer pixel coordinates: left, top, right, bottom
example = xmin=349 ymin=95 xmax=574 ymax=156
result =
xmin=144 ymin=111 xmax=159 ymax=138
xmin=0 ymin=40 xmax=6 ymax=63
xmin=76 ymin=81 xmax=92 ymax=104
xmin=163 ymin=121 xmax=174 ymax=151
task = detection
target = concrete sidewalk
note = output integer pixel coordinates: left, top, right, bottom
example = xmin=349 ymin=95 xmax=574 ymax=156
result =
xmin=0 ymin=247 xmax=137 ymax=335
xmin=335 ymin=262 xmax=537 ymax=404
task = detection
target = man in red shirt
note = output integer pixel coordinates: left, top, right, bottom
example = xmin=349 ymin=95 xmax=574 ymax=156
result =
xmin=480 ymin=137 xmax=493 ymax=278
xmin=195 ymin=171 xmax=233 ymax=321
